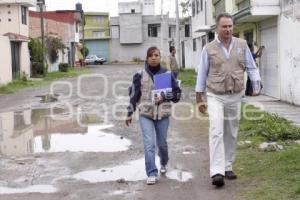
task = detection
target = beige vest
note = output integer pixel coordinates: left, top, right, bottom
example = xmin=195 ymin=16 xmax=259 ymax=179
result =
xmin=137 ymin=70 xmax=172 ymax=120
xmin=167 ymin=55 xmax=179 ymax=72
xmin=206 ymin=37 xmax=247 ymax=94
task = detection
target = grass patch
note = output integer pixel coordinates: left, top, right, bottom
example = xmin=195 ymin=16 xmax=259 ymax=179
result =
xmin=240 ymin=104 xmax=300 ymax=142
xmin=0 ymin=68 xmax=90 ymax=95
xmin=178 ymin=68 xmax=197 ymax=87
xmin=235 ymin=146 xmax=300 ymax=200
xmin=235 ymin=104 xmax=300 ymax=200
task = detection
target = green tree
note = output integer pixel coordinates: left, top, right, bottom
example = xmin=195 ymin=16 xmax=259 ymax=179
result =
xmin=45 ymin=36 xmax=66 ymax=64
xmin=80 ymin=45 xmax=89 ymax=58
xmin=28 ymin=38 xmax=46 ymax=76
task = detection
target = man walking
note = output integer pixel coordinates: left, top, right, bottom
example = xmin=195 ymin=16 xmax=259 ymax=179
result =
xmin=195 ymin=13 xmax=261 ymax=187
xmin=166 ymin=46 xmax=179 ymax=78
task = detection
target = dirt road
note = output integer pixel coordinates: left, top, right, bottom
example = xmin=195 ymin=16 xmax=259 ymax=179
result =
xmin=0 ymin=65 xmax=239 ymax=200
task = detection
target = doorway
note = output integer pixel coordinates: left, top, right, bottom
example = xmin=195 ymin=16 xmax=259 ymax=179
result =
xmin=11 ymin=42 xmax=21 ymax=79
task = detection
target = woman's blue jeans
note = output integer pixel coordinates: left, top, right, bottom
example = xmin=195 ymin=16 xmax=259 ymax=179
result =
xmin=139 ymin=115 xmax=169 ymax=177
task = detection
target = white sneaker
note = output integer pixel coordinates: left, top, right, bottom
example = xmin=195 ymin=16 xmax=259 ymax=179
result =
xmin=160 ymin=165 xmax=167 ymax=174
xmin=146 ymin=176 xmax=157 ymax=185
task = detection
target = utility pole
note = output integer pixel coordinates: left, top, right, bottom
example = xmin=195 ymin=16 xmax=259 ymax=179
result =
xmin=81 ymin=12 xmax=85 ymax=66
xmin=175 ymin=0 xmax=181 ymax=68
xmin=37 ymin=0 xmax=46 ymax=76
xmin=160 ymin=0 xmax=164 ymax=58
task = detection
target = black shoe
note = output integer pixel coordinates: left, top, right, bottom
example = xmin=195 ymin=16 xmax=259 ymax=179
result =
xmin=225 ymin=171 xmax=237 ymax=180
xmin=212 ymin=174 xmax=225 ymax=187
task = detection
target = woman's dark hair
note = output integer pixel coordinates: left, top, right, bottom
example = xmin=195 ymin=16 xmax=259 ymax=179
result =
xmin=248 ymin=43 xmax=254 ymax=52
xmin=146 ymin=46 xmax=160 ymax=59
xmin=169 ymin=46 xmax=175 ymax=53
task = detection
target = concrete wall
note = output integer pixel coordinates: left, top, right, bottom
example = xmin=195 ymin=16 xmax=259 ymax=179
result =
xmin=279 ymin=14 xmax=300 ymax=105
xmin=20 ymin=42 xmax=30 ymax=76
xmin=0 ymin=36 xmax=12 ymax=85
xmin=142 ymin=0 xmax=155 ymax=15
xmin=119 ymin=1 xmax=142 ymax=14
xmin=191 ymin=0 xmax=214 ymax=70
xmin=0 ymin=4 xmax=29 ymax=36
xmin=110 ymin=15 xmax=173 ymax=63
xmin=111 ymin=38 xmax=160 ymax=63
xmin=119 ymin=13 xmax=143 ymax=44
xmin=183 ymin=39 xmax=193 ymax=69
xmin=0 ymin=5 xmax=20 ymax=34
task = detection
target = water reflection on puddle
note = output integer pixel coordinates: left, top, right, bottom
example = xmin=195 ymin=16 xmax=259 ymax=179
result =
xmin=0 ymin=107 xmax=131 ymax=156
xmin=109 ymin=190 xmax=128 ymax=196
xmin=0 ymin=185 xmax=57 ymax=194
xmin=72 ymin=158 xmax=193 ymax=183
xmin=34 ymin=125 xmax=131 ymax=153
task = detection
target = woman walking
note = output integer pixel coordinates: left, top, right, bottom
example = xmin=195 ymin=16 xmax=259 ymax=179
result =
xmin=125 ymin=46 xmax=181 ymax=185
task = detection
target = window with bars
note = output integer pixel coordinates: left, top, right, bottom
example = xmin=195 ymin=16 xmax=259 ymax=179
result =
xmin=148 ymin=24 xmax=159 ymax=37
xmin=92 ymin=31 xmax=105 ymax=38
xmin=93 ymin=16 xmax=104 ymax=24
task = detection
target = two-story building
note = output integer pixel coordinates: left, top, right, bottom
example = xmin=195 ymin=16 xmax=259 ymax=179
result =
xmin=190 ymin=0 xmax=214 ymax=69
xmin=193 ymin=0 xmax=300 ymax=105
xmin=82 ymin=12 xmax=111 ymax=63
xmin=110 ymin=0 xmax=178 ymax=63
xmin=29 ymin=9 xmax=82 ymax=71
xmin=230 ymin=0 xmax=281 ymax=99
xmin=0 ymin=0 xmax=35 ymax=85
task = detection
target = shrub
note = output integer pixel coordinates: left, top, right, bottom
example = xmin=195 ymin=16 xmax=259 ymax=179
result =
xmin=46 ymin=36 xmax=66 ymax=64
xmin=240 ymin=104 xmax=300 ymax=141
xmin=80 ymin=45 xmax=89 ymax=58
xmin=21 ymin=71 xmax=28 ymax=82
xmin=59 ymin=63 xmax=69 ymax=72
xmin=132 ymin=57 xmax=143 ymax=64
xmin=31 ymin=62 xmax=44 ymax=76
xmin=28 ymin=38 xmax=46 ymax=76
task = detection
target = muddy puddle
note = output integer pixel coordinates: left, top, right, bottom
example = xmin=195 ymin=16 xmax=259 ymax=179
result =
xmin=72 ymin=157 xmax=193 ymax=183
xmin=0 ymin=185 xmax=57 ymax=194
xmin=36 ymin=94 xmax=59 ymax=103
xmin=0 ymin=106 xmax=131 ymax=156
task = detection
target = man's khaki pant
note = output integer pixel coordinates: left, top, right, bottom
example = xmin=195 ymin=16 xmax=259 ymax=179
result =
xmin=207 ymin=91 xmax=242 ymax=177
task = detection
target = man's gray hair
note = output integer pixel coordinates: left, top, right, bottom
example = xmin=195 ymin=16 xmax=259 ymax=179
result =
xmin=216 ymin=12 xmax=234 ymax=25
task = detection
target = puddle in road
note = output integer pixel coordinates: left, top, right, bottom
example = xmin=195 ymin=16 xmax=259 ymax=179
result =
xmin=0 ymin=107 xmax=131 ymax=156
xmin=34 ymin=125 xmax=131 ymax=153
xmin=0 ymin=185 xmax=57 ymax=194
xmin=109 ymin=190 xmax=128 ymax=196
xmin=72 ymin=157 xmax=193 ymax=183
xmin=36 ymin=94 xmax=59 ymax=103
xmin=182 ymin=151 xmax=197 ymax=155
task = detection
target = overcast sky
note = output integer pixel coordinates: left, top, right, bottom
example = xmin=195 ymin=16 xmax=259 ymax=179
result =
xmin=44 ymin=0 xmax=185 ymax=17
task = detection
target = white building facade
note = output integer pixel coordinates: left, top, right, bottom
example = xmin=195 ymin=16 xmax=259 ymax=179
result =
xmin=0 ymin=0 xmax=35 ymax=85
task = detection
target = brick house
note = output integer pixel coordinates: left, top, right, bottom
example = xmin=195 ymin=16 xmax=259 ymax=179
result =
xmin=29 ymin=10 xmax=82 ymax=71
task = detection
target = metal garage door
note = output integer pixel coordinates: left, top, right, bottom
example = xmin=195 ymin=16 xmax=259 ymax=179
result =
xmin=260 ymin=18 xmax=279 ymax=98
xmin=85 ymin=40 xmax=110 ymax=63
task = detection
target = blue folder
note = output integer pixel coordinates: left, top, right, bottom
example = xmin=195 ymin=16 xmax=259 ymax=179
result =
xmin=153 ymin=72 xmax=172 ymax=90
